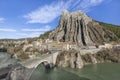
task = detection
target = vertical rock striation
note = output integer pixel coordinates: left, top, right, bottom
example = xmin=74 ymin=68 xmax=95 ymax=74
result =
xmin=49 ymin=10 xmax=117 ymax=47
xmin=49 ymin=10 xmax=93 ymax=47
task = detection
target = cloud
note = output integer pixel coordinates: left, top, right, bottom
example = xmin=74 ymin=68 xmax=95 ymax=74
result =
xmin=24 ymin=0 xmax=109 ymax=24
xmin=19 ymin=25 xmax=51 ymax=38
xmin=18 ymin=32 xmax=44 ymax=38
xmin=28 ymin=32 xmax=43 ymax=37
xmin=24 ymin=0 xmax=77 ymax=24
xmin=21 ymin=25 xmax=51 ymax=32
xmin=0 ymin=17 xmax=5 ymax=23
xmin=24 ymin=1 xmax=69 ymax=24
xmin=0 ymin=28 xmax=16 ymax=32
xmin=79 ymin=0 xmax=104 ymax=8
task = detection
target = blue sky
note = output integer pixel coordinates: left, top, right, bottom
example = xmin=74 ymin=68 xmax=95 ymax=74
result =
xmin=0 ymin=0 xmax=120 ymax=39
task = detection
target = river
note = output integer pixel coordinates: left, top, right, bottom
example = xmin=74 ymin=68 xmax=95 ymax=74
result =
xmin=1 ymin=52 xmax=120 ymax=80
xmin=30 ymin=63 xmax=120 ymax=80
xmin=0 ymin=52 xmax=17 ymax=68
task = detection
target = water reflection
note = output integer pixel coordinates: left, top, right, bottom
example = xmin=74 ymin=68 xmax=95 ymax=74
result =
xmin=30 ymin=64 xmax=90 ymax=80
xmin=30 ymin=63 xmax=120 ymax=80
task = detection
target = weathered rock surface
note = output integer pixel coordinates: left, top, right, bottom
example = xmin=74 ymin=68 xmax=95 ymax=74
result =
xmin=93 ymin=48 xmax=120 ymax=63
xmin=6 ymin=65 xmax=33 ymax=80
xmin=81 ymin=48 xmax=120 ymax=64
xmin=0 ymin=64 xmax=33 ymax=80
xmin=56 ymin=50 xmax=84 ymax=69
xmin=56 ymin=48 xmax=120 ymax=68
xmin=49 ymin=10 xmax=117 ymax=47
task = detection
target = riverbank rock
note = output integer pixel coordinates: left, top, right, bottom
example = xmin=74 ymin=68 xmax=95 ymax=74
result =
xmin=81 ymin=53 xmax=97 ymax=65
xmin=56 ymin=50 xmax=84 ymax=69
xmin=82 ymin=48 xmax=120 ymax=64
xmin=56 ymin=48 xmax=120 ymax=68
xmin=5 ymin=64 xmax=33 ymax=80
xmin=94 ymin=48 xmax=120 ymax=63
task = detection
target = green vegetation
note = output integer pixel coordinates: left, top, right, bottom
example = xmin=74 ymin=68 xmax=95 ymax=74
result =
xmin=39 ymin=31 xmax=52 ymax=39
xmin=99 ymin=22 xmax=120 ymax=39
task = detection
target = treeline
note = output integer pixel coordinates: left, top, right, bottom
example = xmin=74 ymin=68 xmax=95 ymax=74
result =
xmin=39 ymin=31 xmax=52 ymax=39
xmin=99 ymin=22 xmax=120 ymax=39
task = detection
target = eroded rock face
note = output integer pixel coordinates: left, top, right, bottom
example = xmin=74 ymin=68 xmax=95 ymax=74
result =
xmin=81 ymin=54 xmax=98 ymax=65
xmin=56 ymin=48 xmax=120 ymax=69
xmin=49 ymin=10 xmax=117 ymax=47
xmin=56 ymin=50 xmax=84 ymax=69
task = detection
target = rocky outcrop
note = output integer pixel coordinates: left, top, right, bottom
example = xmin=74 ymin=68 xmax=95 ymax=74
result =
xmin=81 ymin=53 xmax=97 ymax=65
xmin=0 ymin=64 xmax=33 ymax=80
xmin=93 ymin=48 xmax=120 ymax=63
xmin=0 ymin=52 xmax=32 ymax=80
xmin=56 ymin=48 xmax=120 ymax=68
xmin=56 ymin=50 xmax=84 ymax=69
xmin=82 ymin=48 xmax=120 ymax=64
xmin=6 ymin=65 xmax=33 ymax=80
xmin=49 ymin=10 xmax=117 ymax=47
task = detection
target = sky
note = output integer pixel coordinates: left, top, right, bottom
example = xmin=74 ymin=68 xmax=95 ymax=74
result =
xmin=0 ymin=0 xmax=120 ymax=39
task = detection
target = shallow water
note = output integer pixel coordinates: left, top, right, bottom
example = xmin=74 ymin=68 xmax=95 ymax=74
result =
xmin=30 ymin=63 xmax=120 ymax=80
xmin=0 ymin=52 xmax=17 ymax=68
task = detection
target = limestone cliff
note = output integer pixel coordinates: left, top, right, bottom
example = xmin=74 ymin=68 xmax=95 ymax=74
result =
xmin=49 ymin=10 xmax=117 ymax=47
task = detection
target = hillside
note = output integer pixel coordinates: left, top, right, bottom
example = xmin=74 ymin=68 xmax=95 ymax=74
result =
xmin=99 ymin=22 xmax=120 ymax=39
xmin=39 ymin=31 xmax=52 ymax=39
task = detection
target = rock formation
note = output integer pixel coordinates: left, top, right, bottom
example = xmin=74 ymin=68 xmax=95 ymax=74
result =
xmin=6 ymin=65 xmax=33 ymax=80
xmin=49 ymin=10 xmax=117 ymax=47
xmin=56 ymin=48 xmax=120 ymax=68
xmin=56 ymin=50 xmax=84 ymax=69
xmin=0 ymin=64 xmax=33 ymax=80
